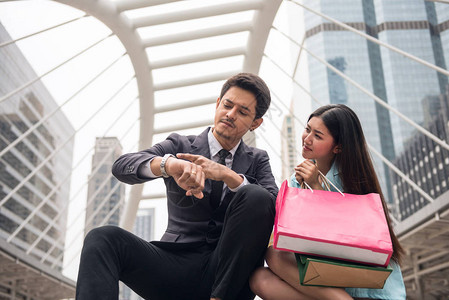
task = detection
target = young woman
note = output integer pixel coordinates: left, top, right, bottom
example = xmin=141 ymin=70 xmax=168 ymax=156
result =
xmin=250 ymin=104 xmax=406 ymax=299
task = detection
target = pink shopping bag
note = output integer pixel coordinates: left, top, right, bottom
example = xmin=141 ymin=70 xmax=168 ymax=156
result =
xmin=273 ymin=180 xmax=393 ymax=267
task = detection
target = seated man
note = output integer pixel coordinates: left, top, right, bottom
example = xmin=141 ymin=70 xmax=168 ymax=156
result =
xmin=75 ymin=73 xmax=278 ymax=300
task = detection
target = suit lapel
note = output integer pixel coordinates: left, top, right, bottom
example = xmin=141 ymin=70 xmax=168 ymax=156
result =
xmin=231 ymin=141 xmax=253 ymax=175
xmin=190 ymin=128 xmax=211 ymax=158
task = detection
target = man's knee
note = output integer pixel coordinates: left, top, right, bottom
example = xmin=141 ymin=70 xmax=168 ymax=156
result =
xmin=234 ymin=184 xmax=274 ymax=211
xmin=83 ymin=225 xmax=122 ymax=252
xmin=226 ymin=185 xmax=275 ymax=235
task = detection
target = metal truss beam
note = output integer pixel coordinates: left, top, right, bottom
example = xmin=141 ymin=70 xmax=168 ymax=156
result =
xmin=142 ymin=21 xmax=252 ymax=47
xmin=115 ymin=0 xmax=182 ymax=12
xmin=151 ymin=47 xmax=246 ymax=70
xmin=153 ymin=70 xmax=238 ymax=91
xmin=132 ymin=0 xmax=263 ymax=28
xmin=155 ymin=96 xmax=217 ymax=113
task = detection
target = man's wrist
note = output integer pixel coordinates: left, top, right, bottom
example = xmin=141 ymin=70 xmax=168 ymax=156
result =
xmin=228 ymin=174 xmax=247 ymax=192
xmin=160 ymin=154 xmax=175 ymax=178
xmin=224 ymin=168 xmax=244 ymax=190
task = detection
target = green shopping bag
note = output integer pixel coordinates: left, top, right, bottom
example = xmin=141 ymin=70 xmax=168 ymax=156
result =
xmin=296 ymin=254 xmax=393 ymax=289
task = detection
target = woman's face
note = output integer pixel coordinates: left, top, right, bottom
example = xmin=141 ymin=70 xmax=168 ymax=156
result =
xmin=301 ymin=116 xmax=339 ymax=161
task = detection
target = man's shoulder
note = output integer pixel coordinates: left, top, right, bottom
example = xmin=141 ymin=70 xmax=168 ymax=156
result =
xmin=166 ymin=132 xmax=196 ymax=141
xmin=239 ymin=142 xmax=268 ymax=157
xmin=165 ymin=128 xmax=208 ymax=149
xmin=165 ymin=130 xmax=203 ymax=143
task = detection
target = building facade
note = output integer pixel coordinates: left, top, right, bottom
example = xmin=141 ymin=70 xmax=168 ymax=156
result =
xmin=0 ymin=22 xmax=75 ymax=271
xmin=392 ymin=88 xmax=449 ymax=220
xmin=300 ymin=0 xmax=449 ymax=208
xmin=84 ymin=137 xmax=125 ymax=235
xmin=281 ymin=114 xmax=297 ymax=180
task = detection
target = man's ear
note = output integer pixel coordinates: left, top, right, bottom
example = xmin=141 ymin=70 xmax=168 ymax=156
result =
xmin=216 ymin=97 xmax=221 ymax=108
xmin=333 ymin=144 xmax=342 ymax=154
xmin=250 ymin=118 xmax=263 ymax=131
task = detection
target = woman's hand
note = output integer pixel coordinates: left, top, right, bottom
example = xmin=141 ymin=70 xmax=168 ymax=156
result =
xmin=294 ymin=160 xmax=322 ymax=190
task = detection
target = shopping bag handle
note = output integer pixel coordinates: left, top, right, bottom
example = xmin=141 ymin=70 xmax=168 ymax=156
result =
xmin=301 ymin=170 xmax=344 ymax=197
xmin=318 ymin=170 xmax=344 ymax=196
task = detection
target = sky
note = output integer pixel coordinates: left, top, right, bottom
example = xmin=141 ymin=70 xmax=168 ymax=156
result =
xmin=0 ymin=0 xmax=310 ymax=281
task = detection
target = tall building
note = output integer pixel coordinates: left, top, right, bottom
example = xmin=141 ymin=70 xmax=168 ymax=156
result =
xmin=281 ymin=114 xmax=297 ymax=180
xmin=300 ymin=0 xmax=449 ymax=204
xmin=84 ymin=137 xmax=125 ymax=235
xmin=0 ymin=22 xmax=74 ymax=270
xmin=392 ymin=88 xmax=449 ymax=220
xmin=133 ymin=208 xmax=155 ymax=242
xmin=120 ymin=208 xmax=155 ymax=300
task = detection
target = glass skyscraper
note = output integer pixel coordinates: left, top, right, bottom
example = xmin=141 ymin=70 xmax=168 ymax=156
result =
xmin=301 ymin=0 xmax=448 ymax=210
xmin=0 ymin=22 xmax=75 ymax=270
xmin=281 ymin=114 xmax=297 ymax=180
xmin=84 ymin=137 xmax=125 ymax=235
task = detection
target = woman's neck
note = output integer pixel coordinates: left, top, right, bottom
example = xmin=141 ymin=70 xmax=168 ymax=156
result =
xmin=315 ymin=156 xmax=335 ymax=176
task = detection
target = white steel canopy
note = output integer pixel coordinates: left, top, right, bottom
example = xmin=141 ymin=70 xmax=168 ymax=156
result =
xmin=57 ymin=0 xmax=283 ymax=230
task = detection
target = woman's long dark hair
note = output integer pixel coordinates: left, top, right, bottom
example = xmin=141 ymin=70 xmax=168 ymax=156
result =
xmin=309 ymin=104 xmax=403 ymax=263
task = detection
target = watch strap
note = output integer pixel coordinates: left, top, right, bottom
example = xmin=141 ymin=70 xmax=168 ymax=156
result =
xmin=160 ymin=154 xmax=175 ymax=178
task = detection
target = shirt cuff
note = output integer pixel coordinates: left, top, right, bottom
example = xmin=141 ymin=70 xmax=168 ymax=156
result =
xmin=137 ymin=158 xmax=158 ymax=178
xmin=228 ymin=174 xmax=248 ymax=192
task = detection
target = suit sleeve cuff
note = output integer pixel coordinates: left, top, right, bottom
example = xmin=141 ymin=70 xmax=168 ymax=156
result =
xmin=137 ymin=158 xmax=158 ymax=179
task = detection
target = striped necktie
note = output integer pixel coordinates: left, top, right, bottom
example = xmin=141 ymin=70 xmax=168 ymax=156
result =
xmin=210 ymin=149 xmax=230 ymax=209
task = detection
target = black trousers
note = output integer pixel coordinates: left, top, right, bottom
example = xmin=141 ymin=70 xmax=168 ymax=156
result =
xmin=75 ymin=184 xmax=275 ymax=300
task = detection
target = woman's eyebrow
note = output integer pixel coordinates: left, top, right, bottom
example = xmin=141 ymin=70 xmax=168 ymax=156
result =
xmin=314 ymin=129 xmax=324 ymax=135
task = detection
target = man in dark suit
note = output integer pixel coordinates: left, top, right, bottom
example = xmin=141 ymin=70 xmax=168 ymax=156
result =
xmin=76 ymin=73 xmax=278 ymax=300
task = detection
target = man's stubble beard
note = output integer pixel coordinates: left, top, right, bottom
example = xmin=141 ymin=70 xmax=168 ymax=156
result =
xmin=214 ymin=128 xmax=240 ymax=145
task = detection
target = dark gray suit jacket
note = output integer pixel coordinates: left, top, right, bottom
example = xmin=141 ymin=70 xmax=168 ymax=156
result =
xmin=112 ymin=128 xmax=278 ymax=244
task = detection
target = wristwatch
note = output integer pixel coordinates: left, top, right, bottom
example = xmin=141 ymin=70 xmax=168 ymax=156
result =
xmin=160 ymin=154 xmax=175 ymax=178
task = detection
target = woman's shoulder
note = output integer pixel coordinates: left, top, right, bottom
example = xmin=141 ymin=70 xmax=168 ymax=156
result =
xmin=325 ymin=162 xmax=343 ymax=192
xmin=289 ymin=173 xmax=301 ymax=188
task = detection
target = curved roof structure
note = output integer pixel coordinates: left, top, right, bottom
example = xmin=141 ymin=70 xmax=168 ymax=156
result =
xmin=58 ymin=0 xmax=282 ymax=229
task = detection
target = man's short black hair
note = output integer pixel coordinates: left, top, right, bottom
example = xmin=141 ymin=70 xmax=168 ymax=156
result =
xmin=219 ymin=73 xmax=271 ymax=119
